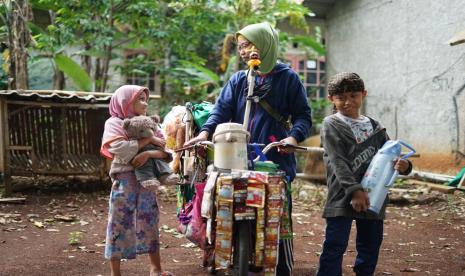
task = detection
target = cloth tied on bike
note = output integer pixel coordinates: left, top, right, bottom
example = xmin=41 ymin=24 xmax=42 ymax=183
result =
xmin=176 ymin=182 xmax=208 ymax=249
xmin=244 ymin=77 xmax=292 ymax=131
xmin=190 ymin=101 xmax=214 ymax=130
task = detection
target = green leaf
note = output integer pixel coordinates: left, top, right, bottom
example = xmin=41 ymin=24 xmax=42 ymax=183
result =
xmin=53 ymin=54 xmax=92 ymax=91
xmin=178 ymin=60 xmax=220 ymax=84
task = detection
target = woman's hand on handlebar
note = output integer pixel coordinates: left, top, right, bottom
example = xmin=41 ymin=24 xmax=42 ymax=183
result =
xmin=184 ymin=130 xmax=209 ymax=147
xmin=278 ymin=136 xmax=298 ymax=154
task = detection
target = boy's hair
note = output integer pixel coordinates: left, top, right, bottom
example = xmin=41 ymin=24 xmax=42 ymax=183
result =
xmin=327 ymin=72 xmax=365 ymax=96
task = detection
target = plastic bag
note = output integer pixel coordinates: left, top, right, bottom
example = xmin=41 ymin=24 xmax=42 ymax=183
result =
xmin=162 ymin=105 xmax=186 ymax=150
xmin=191 ymin=101 xmax=214 ymax=129
xmin=177 ymin=182 xmax=207 ymax=248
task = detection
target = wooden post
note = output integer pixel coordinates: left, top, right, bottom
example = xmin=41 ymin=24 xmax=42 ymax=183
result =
xmin=60 ymin=107 xmax=68 ymax=168
xmin=0 ymin=98 xmax=12 ymax=196
xmin=0 ymin=98 xmax=5 ymax=175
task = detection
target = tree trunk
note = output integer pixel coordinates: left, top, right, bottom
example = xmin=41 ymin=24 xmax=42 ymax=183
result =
xmin=53 ymin=69 xmax=65 ymax=90
xmin=48 ymin=10 xmax=65 ymax=90
xmin=100 ymin=0 xmax=115 ymax=92
xmin=81 ymin=43 xmax=92 ymax=75
xmin=160 ymin=46 xmax=171 ymax=98
xmin=7 ymin=0 xmax=31 ymax=90
xmin=94 ymin=58 xmax=101 ymax=91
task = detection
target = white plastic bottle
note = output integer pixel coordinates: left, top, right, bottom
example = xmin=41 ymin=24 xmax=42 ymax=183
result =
xmin=361 ymin=140 xmax=415 ymax=214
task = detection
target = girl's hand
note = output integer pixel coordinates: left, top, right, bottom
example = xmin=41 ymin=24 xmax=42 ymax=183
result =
xmin=151 ymin=136 xmax=166 ymax=148
xmin=351 ymin=190 xmax=370 ymax=212
xmin=131 ymin=152 xmax=150 ymax=168
xmin=394 ymin=158 xmax=410 ymax=174
xmin=278 ymin=136 xmax=298 ymax=154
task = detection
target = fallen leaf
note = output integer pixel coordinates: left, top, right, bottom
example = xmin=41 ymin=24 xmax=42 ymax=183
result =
xmin=180 ymin=242 xmax=197 ymax=248
xmin=400 ymin=268 xmax=420 ymax=272
xmin=405 ymin=259 xmax=416 ymax=263
xmin=3 ymin=227 xmax=16 ymax=232
xmin=33 ymin=221 xmax=44 ymax=228
xmin=46 ymin=229 xmax=60 ymax=232
xmin=54 ymin=215 xmax=76 ymax=222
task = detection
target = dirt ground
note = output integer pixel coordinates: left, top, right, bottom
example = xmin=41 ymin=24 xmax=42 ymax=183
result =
xmin=1 ymin=179 xmax=465 ymax=276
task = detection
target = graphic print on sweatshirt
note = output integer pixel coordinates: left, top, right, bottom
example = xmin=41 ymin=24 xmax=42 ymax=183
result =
xmin=336 ymin=112 xmax=373 ymax=144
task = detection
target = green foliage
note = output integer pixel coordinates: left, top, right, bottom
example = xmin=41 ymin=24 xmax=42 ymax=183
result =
xmin=68 ymin=231 xmax=83 ymax=246
xmin=23 ymin=0 xmax=323 ymax=106
xmin=393 ymin=178 xmax=410 ymax=188
xmin=0 ymin=52 xmax=8 ymax=90
xmin=54 ymin=54 xmax=92 ymax=91
xmin=28 ymin=57 xmax=54 ymax=90
xmin=309 ymin=98 xmax=330 ymax=132
xmin=291 ymin=35 xmax=326 ymax=56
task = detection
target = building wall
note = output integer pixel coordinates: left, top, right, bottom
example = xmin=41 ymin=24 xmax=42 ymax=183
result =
xmin=325 ymin=0 xmax=465 ymax=172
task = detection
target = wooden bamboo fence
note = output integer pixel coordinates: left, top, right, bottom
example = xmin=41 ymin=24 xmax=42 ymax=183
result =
xmin=0 ymin=90 xmax=116 ymax=196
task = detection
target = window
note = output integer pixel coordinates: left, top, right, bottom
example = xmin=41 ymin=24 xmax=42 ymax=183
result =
xmin=124 ymin=50 xmax=160 ymax=95
xmin=285 ymin=54 xmax=326 ymax=100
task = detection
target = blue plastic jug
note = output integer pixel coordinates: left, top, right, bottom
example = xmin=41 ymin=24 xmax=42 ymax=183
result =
xmin=361 ymin=140 xmax=416 ymax=214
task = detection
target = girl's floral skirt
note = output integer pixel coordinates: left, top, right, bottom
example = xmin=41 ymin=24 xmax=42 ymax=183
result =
xmin=104 ymin=172 xmax=160 ymax=260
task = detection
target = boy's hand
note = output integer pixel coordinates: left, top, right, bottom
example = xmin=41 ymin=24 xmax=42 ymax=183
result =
xmin=394 ymin=158 xmax=410 ymax=174
xmin=131 ymin=152 xmax=150 ymax=168
xmin=351 ymin=190 xmax=370 ymax=212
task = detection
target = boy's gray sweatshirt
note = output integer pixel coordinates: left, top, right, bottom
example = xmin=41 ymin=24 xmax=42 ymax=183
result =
xmin=321 ymin=114 xmax=391 ymax=220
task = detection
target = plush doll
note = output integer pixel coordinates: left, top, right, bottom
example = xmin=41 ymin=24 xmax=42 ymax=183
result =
xmin=122 ymin=115 xmax=179 ymax=189
xmin=163 ymin=107 xmax=187 ymax=173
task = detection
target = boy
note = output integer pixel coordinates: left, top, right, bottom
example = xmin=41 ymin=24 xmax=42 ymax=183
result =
xmin=317 ymin=72 xmax=412 ymax=276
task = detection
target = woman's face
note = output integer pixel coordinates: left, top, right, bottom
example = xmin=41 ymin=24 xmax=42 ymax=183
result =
xmin=132 ymin=92 xmax=148 ymax=116
xmin=237 ymin=35 xmax=260 ymax=63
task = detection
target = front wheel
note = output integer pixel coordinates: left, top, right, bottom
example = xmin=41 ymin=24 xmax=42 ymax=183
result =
xmin=233 ymin=221 xmax=251 ymax=276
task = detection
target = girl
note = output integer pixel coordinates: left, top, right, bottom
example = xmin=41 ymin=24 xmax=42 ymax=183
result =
xmin=101 ymin=85 xmax=173 ymax=276
xmin=317 ymin=72 xmax=412 ymax=276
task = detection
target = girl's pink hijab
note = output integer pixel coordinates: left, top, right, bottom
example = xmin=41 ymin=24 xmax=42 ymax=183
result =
xmin=100 ymin=85 xmax=150 ymax=159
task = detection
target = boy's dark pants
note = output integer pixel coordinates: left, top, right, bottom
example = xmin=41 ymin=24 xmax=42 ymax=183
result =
xmin=317 ymin=217 xmax=383 ymax=276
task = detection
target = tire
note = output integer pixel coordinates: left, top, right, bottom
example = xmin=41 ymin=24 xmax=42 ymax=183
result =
xmin=234 ymin=221 xmax=250 ymax=276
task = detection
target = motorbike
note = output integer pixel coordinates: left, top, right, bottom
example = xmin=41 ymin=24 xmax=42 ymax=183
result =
xmin=175 ymin=139 xmax=313 ymax=275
